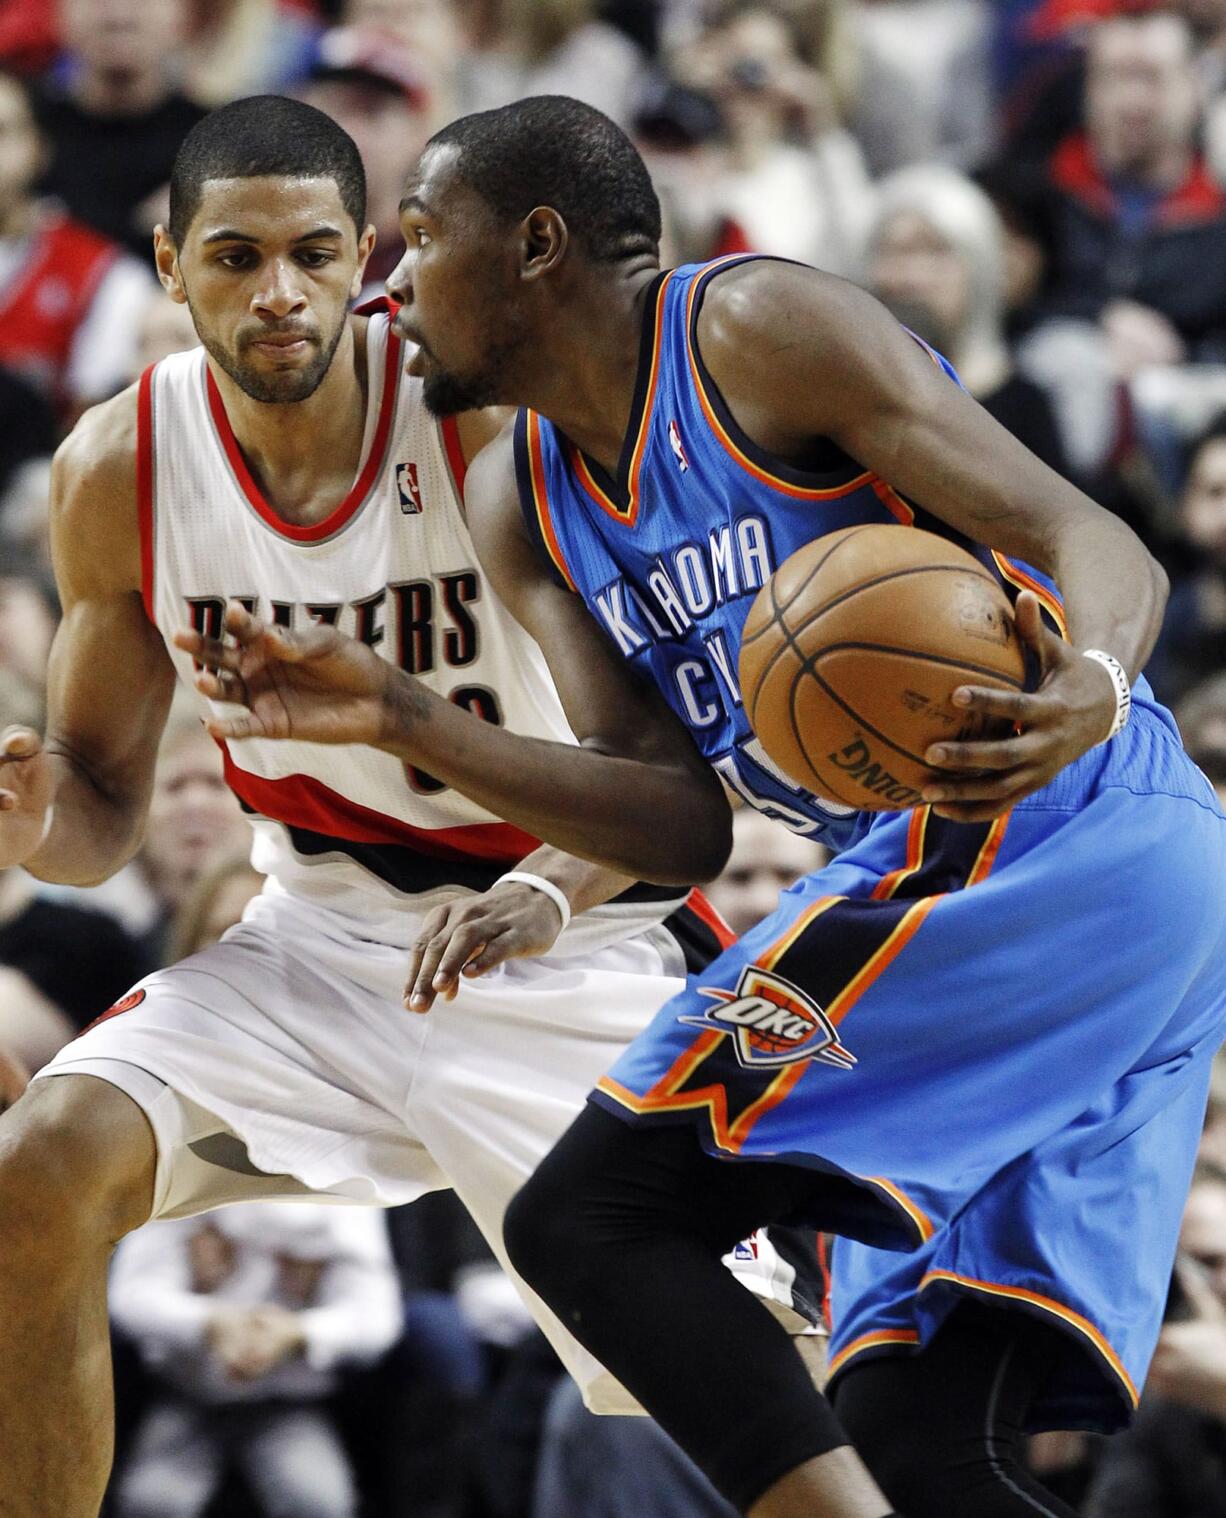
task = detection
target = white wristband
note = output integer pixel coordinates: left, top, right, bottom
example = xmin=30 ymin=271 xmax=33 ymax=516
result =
xmin=1082 ymin=650 xmax=1132 ymax=743
xmin=494 ymin=871 xmax=572 ymax=933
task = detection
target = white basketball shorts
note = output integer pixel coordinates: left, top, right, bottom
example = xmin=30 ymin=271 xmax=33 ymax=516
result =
xmin=36 ymin=884 xmax=816 ymax=1412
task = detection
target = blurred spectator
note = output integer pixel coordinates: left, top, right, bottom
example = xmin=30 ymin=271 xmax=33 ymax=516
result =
xmin=1175 ymin=671 xmax=1226 ymax=804
xmin=1001 ymin=9 xmax=1226 ymax=490
xmin=632 ymin=81 xmax=752 ymax=266
xmin=0 ymin=367 xmax=55 ymax=510
xmin=0 ymin=0 xmax=60 ymax=76
xmin=1032 ymin=12 xmax=1226 ymax=362
xmin=0 ymin=69 xmax=151 ymax=421
xmin=181 ymin=0 xmax=320 ymax=106
xmin=865 ymin=164 xmax=1073 ymax=479
xmin=167 ymin=851 xmax=264 ymax=963
xmin=673 ymin=1 xmax=872 ymax=273
xmin=36 ymin=0 xmax=208 ymax=260
xmin=110 ymin=1203 xmax=402 ymax=1518
xmin=0 ymin=536 xmax=57 ymax=692
xmin=849 ymin=0 xmax=995 ymax=175
xmin=1147 ymin=416 xmax=1226 ymax=702
xmin=533 ymin=1377 xmax=738 ymax=1518
xmin=342 ymin=0 xmax=461 ymax=86
xmin=129 ymin=281 xmax=200 ymax=378
xmin=300 ymin=48 xmax=435 ymax=295
xmin=1202 ymin=1050 xmax=1226 ymax=1174
xmin=705 ymin=807 xmax=828 ymax=937
xmin=0 ymin=965 xmax=73 ymax=1074
xmin=134 ymin=694 xmax=251 ymax=963
xmin=454 ymin=0 xmax=646 ymax=129
xmin=1084 ymin=1172 xmax=1226 ymax=1517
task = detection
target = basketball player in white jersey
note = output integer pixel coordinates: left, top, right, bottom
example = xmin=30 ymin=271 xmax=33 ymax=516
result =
xmin=0 ymin=99 xmax=818 ymax=1517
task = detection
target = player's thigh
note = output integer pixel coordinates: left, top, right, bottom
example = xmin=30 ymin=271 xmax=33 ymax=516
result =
xmin=0 ymin=1071 xmax=157 ymax=1244
xmin=237 ymin=1406 xmax=357 ymax=1518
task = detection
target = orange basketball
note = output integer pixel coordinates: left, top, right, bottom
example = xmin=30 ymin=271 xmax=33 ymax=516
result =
xmin=738 ymin=525 xmax=1026 ymax=811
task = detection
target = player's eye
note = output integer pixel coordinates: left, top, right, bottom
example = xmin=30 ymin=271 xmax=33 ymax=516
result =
xmin=217 ymin=250 xmax=255 ymax=270
xmin=297 ymin=249 xmax=335 ymax=268
xmin=415 ymin=227 xmax=432 ymax=248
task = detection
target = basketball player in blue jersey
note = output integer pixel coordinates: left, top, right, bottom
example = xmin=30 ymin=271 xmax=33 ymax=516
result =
xmin=180 ymin=97 xmax=1226 ymax=1518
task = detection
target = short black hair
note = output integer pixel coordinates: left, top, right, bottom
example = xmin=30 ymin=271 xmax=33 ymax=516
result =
xmin=168 ymin=96 xmax=366 ymax=245
xmin=428 ymin=96 xmax=661 ymax=262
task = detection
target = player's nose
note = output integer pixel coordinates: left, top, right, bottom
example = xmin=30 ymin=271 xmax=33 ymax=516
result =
xmin=386 ymin=249 xmax=413 ymax=309
xmin=252 ymin=257 xmax=307 ymax=318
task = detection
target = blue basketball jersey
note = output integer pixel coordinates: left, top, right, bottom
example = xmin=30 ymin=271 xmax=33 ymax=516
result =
xmin=513 ymin=255 xmax=1064 ymax=851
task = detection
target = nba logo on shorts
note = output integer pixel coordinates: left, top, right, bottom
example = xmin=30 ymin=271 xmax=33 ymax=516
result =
xmin=397 ymin=461 xmax=423 ymax=514
xmin=681 ymin=966 xmax=856 ymax=1071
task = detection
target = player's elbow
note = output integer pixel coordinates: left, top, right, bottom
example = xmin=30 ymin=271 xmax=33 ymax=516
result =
xmin=635 ymin=794 xmax=732 ymax=886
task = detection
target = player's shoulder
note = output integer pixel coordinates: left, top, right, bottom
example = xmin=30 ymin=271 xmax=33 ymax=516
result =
xmin=463 ymin=414 xmax=519 ymax=512
xmin=54 ymin=382 xmax=140 ymax=502
xmin=51 ymin=383 xmax=142 ymax=587
xmin=696 ymin=258 xmax=873 ymax=361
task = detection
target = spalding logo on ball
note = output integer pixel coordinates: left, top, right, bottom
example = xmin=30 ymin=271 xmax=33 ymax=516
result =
xmin=738 ymin=525 xmax=1026 ymax=811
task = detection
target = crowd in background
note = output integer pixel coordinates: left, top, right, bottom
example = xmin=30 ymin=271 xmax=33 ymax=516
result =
xmin=3 ymin=0 xmax=1226 ymax=1513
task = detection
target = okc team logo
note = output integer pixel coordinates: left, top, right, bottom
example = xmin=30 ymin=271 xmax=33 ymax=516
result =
xmin=681 ymin=966 xmax=856 ymax=1071
xmin=396 ymin=461 xmax=423 ymax=514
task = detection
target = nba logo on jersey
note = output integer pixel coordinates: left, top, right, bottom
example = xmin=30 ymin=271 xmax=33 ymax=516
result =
xmin=396 ymin=461 xmax=423 ymax=514
xmin=732 ymin=1233 xmax=761 ymax=1262
xmin=681 ymin=967 xmax=856 ymax=1071
xmin=668 ymin=418 xmax=690 ymax=473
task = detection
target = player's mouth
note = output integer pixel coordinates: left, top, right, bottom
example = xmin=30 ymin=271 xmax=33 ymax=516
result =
xmin=249 ymin=335 xmax=313 ymax=359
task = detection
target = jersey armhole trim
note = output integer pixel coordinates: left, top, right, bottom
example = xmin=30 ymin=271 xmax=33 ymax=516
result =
xmin=514 ymin=410 xmax=579 ymax=593
xmin=682 ymin=257 xmax=901 ymax=504
xmin=136 ymin=362 xmax=156 ymax=624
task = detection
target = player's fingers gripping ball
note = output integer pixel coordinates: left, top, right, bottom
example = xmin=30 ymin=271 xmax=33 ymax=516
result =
xmin=738 ymin=524 xmax=1026 ymax=810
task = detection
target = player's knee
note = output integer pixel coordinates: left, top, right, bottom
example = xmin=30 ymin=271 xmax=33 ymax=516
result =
xmin=504 ymin=1163 xmax=583 ymax=1302
xmin=0 ymin=1074 xmax=155 ymax=1257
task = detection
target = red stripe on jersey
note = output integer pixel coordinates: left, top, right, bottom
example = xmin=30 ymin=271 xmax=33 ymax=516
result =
xmin=683 ymin=888 xmax=736 ymax=949
xmin=204 ymin=326 xmax=402 ymax=543
xmin=222 ymin=749 xmax=540 ymax=862
xmin=136 ymin=364 xmax=156 ymax=622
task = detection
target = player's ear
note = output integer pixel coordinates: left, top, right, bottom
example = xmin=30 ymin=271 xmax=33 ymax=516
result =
xmin=153 ymin=226 xmax=189 ymax=305
xmin=351 ymin=224 xmax=378 ymax=300
xmin=521 ymin=207 xmax=567 ymax=282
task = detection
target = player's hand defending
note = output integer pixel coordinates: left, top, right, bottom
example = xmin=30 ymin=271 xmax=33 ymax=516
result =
xmin=919 ymin=592 xmax=1118 ymax=823
xmin=0 ymin=727 xmax=53 ymax=868
xmin=174 ymin=601 xmax=393 ymax=746
xmin=404 ymin=882 xmax=569 ymax=1012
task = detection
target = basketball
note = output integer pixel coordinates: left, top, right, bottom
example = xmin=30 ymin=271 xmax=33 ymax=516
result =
xmin=738 ymin=525 xmax=1027 ymax=811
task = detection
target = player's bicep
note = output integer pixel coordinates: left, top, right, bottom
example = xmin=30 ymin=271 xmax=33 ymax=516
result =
xmin=44 ymin=410 xmax=177 ymax=813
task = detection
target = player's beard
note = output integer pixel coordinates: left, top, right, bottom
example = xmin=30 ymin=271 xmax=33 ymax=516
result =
xmin=186 ymin=297 xmax=348 ymax=405
xmin=419 ymin=313 xmax=528 ymax=418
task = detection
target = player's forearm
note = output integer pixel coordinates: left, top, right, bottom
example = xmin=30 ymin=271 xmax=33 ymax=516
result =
xmin=509 ymin=844 xmax=639 ymax=914
xmin=24 ymin=750 xmax=146 ymax=886
xmin=377 ymin=674 xmax=732 ymax=884
xmin=1047 ymin=509 xmax=1167 ymax=681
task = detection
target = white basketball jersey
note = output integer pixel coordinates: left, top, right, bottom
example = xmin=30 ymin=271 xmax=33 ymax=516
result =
xmin=138 ymin=312 xmax=688 ymax=943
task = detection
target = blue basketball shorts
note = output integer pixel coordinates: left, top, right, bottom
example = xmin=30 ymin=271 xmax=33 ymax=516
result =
xmin=592 ymin=694 xmax=1226 ymax=1426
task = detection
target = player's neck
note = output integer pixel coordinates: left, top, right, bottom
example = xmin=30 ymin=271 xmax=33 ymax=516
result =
xmin=207 ymin=320 xmax=370 ymax=528
xmin=522 ymin=262 xmax=660 ymax=475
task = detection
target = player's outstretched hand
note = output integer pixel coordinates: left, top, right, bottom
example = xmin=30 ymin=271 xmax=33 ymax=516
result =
xmin=404 ymin=882 xmax=568 ymax=1012
xmin=0 ymin=727 xmax=53 ymax=868
xmin=919 ymin=592 xmax=1118 ymax=823
xmin=173 ymin=601 xmax=392 ymax=746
